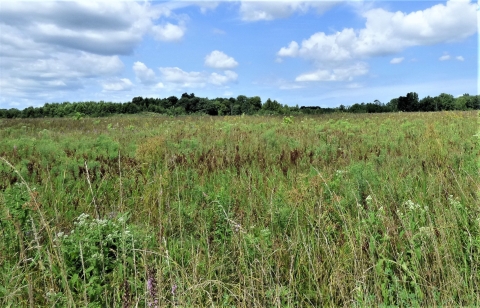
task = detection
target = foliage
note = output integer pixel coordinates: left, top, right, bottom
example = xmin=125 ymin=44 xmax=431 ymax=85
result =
xmin=0 ymin=111 xmax=478 ymax=306
xmin=58 ymin=213 xmax=149 ymax=305
xmin=1 ymin=92 xmax=478 ymax=119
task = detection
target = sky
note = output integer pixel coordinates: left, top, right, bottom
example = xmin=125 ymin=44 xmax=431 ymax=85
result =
xmin=0 ymin=0 xmax=478 ymax=110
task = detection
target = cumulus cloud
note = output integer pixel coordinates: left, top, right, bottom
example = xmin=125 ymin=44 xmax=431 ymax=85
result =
xmin=102 ymin=78 xmax=134 ymax=91
xmin=1 ymin=49 xmax=124 ymax=101
xmin=133 ymin=61 xmax=157 ymax=85
xmin=151 ymin=22 xmax=185 ymax=41
xmin=197 ymin=1 xmax=220 ymax=14
xmin=277 ymin=0 xmax=476 ymax=83
xmin=278 ymin=0 xmax=477 ymax=61
xmin=295 ymin=63 xmax=368 ymax=82
xmin=456 ymin=56 xmax=465 ymax=61
xmin=159 ymin=67 xmax=205 ymax=86
xmin=239 ymin=1 xmax=339 ymax=21
xmin=439 ymin=54 xmax=451 ymax=61
xmin=0 ymin=2 xmax=170 ymax=56
xmin=390 ymin=57 xmax=404 ymax=64
xmin=209 ymin=70 xmax=238 ymax=85
xmin=279 ymin=0 xmax=476 ymax=62
xmin=0 ymin=1 xmax=187 ymax=106
xmin=205 ymin=51 xmax=239 ymax=69
xmin=159 ymin=67 xmax=238 ymax=88
xmin=278 ymin=41 xmax=299 ymax=57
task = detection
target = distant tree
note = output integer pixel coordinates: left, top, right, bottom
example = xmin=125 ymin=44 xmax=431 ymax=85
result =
xmin=466 ymin=95 xmax=480 ymax=109
xmin=10 ymin=108 xmax=21 ymax=118
xmin=435 ymin=93 xmax=455 ymax=111
xmin=236 ymin=95 xmax=249 ymax=114
xmin=197 ymin=98 xmax=218 ymax=115
xmin=166 ymin=96 xmax=178 ymax=108
xmin=386 ymin=98 xmax=398 ymax=112
xmin=397 ymin=92 xmax=419 ymax=112
xmin=262 ymin=98 xmax=282 ymax=113
xmin=290 ymin=104 xmax=300 ymax=113
xmin=132 ymin=96 xmax=144 ymax=106
xmin=228 ymin=97 xmax=240 ymax=115
xmin=248 ymin=96 xmax=262 ymax=113
xmin=123 ymin=103 xmax=140 ymax=114
xmin=419 ymin=96 xmax=436 ymax=111
xmin=454 ymin=95 xmax=469 ymax=111
xmin=348 ymin=103 xmax=366 ymax=113
xmin=181 ymin=93 xmax=195 ymax=99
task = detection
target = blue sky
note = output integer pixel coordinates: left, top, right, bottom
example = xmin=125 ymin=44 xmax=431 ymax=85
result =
xmin=0 ymin=0 xmax=477 ymax=110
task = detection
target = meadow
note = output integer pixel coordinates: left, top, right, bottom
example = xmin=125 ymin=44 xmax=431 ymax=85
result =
xmin=0 ymin=111 xmax=478 ymax=307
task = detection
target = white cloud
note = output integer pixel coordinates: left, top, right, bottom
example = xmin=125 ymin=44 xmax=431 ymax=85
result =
xmin=102 ymin=78 xmax=133 ymax=91
xmin=277 ymin=0 xmax=476 ymax=83
xmin=456 ymin=56 xmax=465 ymax=61
xmin=159 ymin=67 xmax=238 ymax=88
xmin=0 ymin=1 xmax=189 ymax=106
xmin=133 ymin=61 xmax=157 ymax=85
xmin=209 ymin=70 xmax=238 ymax=85
xmin=296 ymin=63 xmax=368 ymax=82
xmin=439 ymin=54 xmax=451 ymax=61
xmin=239 ymin=1 xmax=339 ymax=21
xmin=159 ymin=67 xmax=205 ymax=86
xmin=278 ymin=41 xmax=299 ymax=57
xmin=390 ymin=57 xmax=404 ymax=64
xmin=0 ymin=2 xmax=170 ymax=56
xmin=151 ymin=22 xmax=185 ymax=42
xmin=278 ymin=0 xmax=476 ymax=62
xmin=205 ymin=50 xmax=238 ymax=69
xmin=196 ymin=1 xmax=219 ymax=14
xmin=0 ymin=50 xmax=124 ymax=101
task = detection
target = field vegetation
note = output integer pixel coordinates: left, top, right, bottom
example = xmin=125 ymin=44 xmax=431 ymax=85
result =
xmin=0 ymin=111 xmax=479 ymax=307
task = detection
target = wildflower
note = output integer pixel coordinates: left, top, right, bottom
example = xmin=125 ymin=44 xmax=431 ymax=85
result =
xmin=419 ymin=227 xmax=434 ymax=237
xmin=396 ymin=209 xmax=404 ymax=218
xmin=147 ymin=269 xmax=158 ymax=308
xmin=365 ymin=195 xmax=373 ymax=206
xmin=117 ymin=215 xmax=126 ymax=223
xmin=404 ymin=200 xmax=417 ymax=210
xmin=75 ymin=213 xmax=89 ymax=226
xmin=448 ymin=195 xmax=463 ymax=209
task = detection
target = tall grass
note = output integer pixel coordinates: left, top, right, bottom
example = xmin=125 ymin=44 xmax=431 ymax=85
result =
xmin=0 ymin=111 xmax=478 ymax=306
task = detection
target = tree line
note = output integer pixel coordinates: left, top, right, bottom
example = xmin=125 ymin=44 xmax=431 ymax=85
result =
xmin=0 ymin=92 xmax=478 ymax=118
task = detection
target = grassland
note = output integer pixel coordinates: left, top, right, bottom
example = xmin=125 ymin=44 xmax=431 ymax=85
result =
xmin=0 ymin=111 xmax=478 ymax=307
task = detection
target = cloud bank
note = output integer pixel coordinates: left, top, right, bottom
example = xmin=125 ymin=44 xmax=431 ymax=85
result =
xmin=277 ymin=0 xmax=477 ymax=83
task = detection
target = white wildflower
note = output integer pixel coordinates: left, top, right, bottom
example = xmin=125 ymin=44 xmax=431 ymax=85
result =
xmin=448 ymin=195 xmax=463 ymax=209
xmin=75 ymin=213 xmax=89 ymax=226
xmin=365 ymin=195 xmax=373 ymax=205
xmin=419 ymin=227 xmax=434 ymax=237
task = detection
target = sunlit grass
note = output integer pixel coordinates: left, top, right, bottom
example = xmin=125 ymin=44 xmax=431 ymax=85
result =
xmin=0 ymin=111 xmax=478 ymax=306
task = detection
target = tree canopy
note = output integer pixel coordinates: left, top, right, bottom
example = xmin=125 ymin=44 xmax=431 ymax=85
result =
xmin=0 ymin=92 xmax=478 ymax=119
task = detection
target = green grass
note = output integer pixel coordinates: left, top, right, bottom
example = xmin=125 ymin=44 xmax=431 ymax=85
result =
xmin=0 ymin=111 xmax=478 ymax=307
